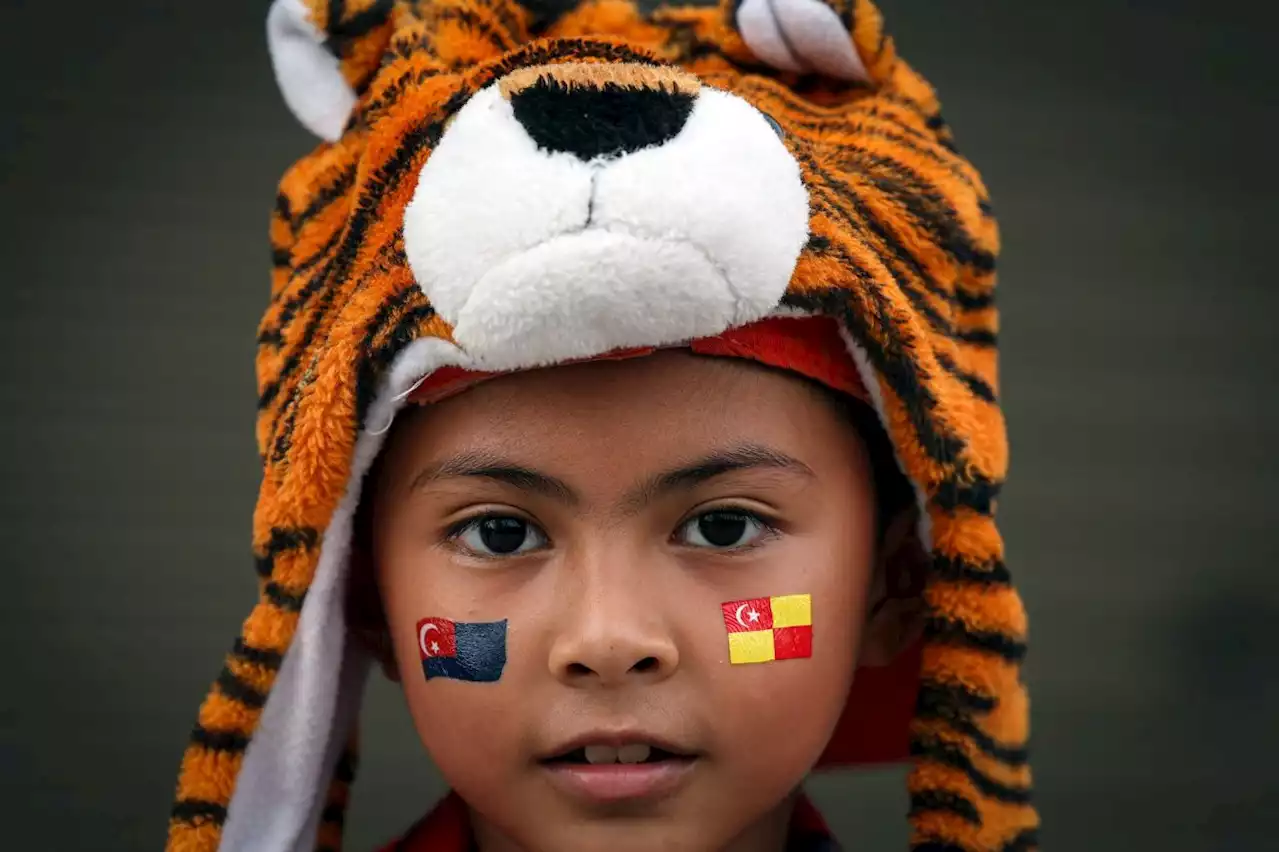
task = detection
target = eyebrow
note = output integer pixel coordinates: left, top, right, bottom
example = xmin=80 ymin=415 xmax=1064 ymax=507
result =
xmin=409 ymin=450 xmax=578 ymax=505
xmin=408 ymin=444 xmax=814 ymax=510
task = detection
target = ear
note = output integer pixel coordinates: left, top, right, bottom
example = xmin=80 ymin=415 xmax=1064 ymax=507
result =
xmin=733 ymin=0 xmax=896 ymax=83
xmin=858 ymin=507 xmax=927 ymax=667
xmin=267 ymin=0 xmax=396 ymax=141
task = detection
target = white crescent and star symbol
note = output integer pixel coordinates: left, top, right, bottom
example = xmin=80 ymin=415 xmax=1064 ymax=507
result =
xmin=419 ymin=621 xmax=441 ymax=657
xmin=734 ymin=604 xmax=763 ymax=629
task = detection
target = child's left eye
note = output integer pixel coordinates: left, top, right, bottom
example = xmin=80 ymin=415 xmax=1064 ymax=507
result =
xmin=675 ymin=510 xmax=774 ymax=550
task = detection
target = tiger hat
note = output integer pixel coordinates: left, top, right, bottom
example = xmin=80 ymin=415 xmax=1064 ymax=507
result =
xmin=168 ymin=1 xmax=1036 ymax=850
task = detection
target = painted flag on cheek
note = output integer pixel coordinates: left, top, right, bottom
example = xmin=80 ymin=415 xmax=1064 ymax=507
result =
xmin=722 ymin=594 xmax=813 ymax=664
xmin=417 ymin=617 xmax=507 ymax=682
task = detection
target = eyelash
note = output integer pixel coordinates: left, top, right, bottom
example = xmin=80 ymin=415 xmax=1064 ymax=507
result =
xmin=442 ymin=506 xmax=782 ymax=558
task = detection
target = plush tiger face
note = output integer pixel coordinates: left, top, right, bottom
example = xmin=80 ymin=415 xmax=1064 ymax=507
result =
xmin=169 ymin=2 xmax=1035 ymax=851
xmin=403 ymin=60 xmax=811 ymax=369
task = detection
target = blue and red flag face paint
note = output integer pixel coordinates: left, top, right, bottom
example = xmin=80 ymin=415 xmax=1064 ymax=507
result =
xmin=417 ymin=617 xmax=507 ymax=682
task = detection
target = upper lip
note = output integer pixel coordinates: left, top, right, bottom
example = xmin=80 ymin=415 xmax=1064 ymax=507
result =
xmin=538 ymin=729 xmax=697 ymax=761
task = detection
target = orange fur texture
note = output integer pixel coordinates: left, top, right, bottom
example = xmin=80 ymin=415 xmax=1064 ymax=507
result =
xmin=170 ymin=1 xmax=1036 ymax=850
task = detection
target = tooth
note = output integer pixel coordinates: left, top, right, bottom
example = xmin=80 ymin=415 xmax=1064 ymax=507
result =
xmin=584 ymin=745 xmax=619 ymax=765
xmin=617 ymin=744 xmax=651 ymax=764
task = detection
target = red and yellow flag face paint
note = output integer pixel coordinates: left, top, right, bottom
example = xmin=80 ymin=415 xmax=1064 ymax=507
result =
xmin=721 ymin=594 xmax=812 ymax=664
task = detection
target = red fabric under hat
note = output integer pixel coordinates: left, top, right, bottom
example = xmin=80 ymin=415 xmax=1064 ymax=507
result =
xmin=409 ymin=316 xmax=868 ymax=405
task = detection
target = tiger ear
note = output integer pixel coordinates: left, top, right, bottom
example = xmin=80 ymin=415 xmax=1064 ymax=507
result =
xmin=734 ymin=0 xmax=895 ymax=84
xmin=267 ymin=0 xmax=396 ymax=141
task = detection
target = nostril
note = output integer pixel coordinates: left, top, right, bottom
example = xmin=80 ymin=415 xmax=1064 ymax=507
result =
xmin=566 ymin=662 xmax=593 ymax=677
xmin=630 ymin=657 xmax=660 ymax=674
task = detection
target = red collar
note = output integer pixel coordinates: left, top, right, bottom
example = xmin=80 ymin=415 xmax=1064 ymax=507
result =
xmin=379 ymin=790 xmax=838 ymax=851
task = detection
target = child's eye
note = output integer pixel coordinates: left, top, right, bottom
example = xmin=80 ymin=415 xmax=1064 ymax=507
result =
xmin=675 ymin=510 xmax=774 ymax=550
xmin=451 ymin=515 xmax=548 ymax=557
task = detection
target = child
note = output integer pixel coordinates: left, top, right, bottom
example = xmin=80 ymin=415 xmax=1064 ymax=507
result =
xmin=168 ymin=1 xmax=1036 ymax=850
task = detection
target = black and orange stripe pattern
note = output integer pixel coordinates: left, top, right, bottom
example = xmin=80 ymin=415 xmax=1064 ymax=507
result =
xmin=169 ymin=2 xmax=1035 ymax=849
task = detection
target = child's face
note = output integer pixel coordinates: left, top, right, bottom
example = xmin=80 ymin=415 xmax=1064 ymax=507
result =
xmin=369 ymin=352 xmax=881 ymax=852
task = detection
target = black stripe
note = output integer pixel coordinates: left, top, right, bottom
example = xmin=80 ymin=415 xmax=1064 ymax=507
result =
xmin=829 ymin=124 xmax=981 ymax=193
xmin=910 ymin=790 xmax=981 ymax=824
xmin=275 ymin=192 xmax=293 ymax=223
xmin=916 ymin=683 xmax=1031 ymax=766
xmin=232 ymin=637 xmax=285 ymax=670
xmin=257 ymin=225 xmax=346 ymax=348
xmin=271 ymin=246 xmax=292 ymax=268
xmin=265 ymin=581 xmax=307 ymax=612
xmin=926 ymin=618 xmax=1027 ymax=663
xmin=800 ymin=153 xmax=962 ymax=342
xmin=934 ymin=555 xmax=1012 ymax=585
xmin=267 ymin=244 xmax=409 ymax=463
xmin=911 ymin=735 xmax=1032 ymax=804
xmin=934 ymin=351 xmax=997 ymax=403
xmin=849 ymin=150 xmax=996 ymax=273
xmin=916 ymin=680 xmax=997 ymax=715
xmin=256 ymin=258 xmax=336 ymax=351
xmin=324 ymin=0 xmax=394 ymax=57
xmin=934 ymin=474 xmax=1001 ymax=514
xmin=431 ymin=6 xmax=520 ymax=53
xmin=957 ymin=328 xmax=997 ymax=346
xmin=353 ymin=296 xmax=437 ymax=431
xmin=171 ymin=798 xmax=227 ymax=826
xmin=357 ymin=67 xmax=438 ymax=124
xmin=261 ymin=93 xmax=456 ymax=413
xmin=804 ymin=233 xmax=831 ymax=254
xmin=257 ymin=172 xmax=358 ymax=355
xmin=779 ymin=285 xmax=968 ymax=469
xmin=913 ymin=828 xmax=1038 ymax=852
xmin=216 ymin=665 xmax=268 ymax=709
xmin=321 ymin=802 xmax=346 ymax=826
xmin=254 ymin=526 xmax=319 ymax=578
xmin=808 ymin=147 xmax=991 ymax=324
xmin=291 ymin=225 xmax=345 ymax=279
xmin=190 ymin=724 xmax=250 ymax=754
xmin=954 ymin=287 xmax=994 ymax=310
xmin=295 ymin=164 xmax=358 ymax=230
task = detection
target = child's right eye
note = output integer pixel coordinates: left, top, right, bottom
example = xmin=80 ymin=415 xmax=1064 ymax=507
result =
xmin=450 ymin=515 xmax=548 ymax=557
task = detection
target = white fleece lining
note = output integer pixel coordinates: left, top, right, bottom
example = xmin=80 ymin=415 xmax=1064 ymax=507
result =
xmin=220 ymin=338 xmax=473 ymax=852
xmin=267 ymin=0 xmax=357 ymax=142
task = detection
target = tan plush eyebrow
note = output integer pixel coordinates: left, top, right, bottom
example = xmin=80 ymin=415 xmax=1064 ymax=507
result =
xmin=498 ymin=62 xmax=701 ymax=100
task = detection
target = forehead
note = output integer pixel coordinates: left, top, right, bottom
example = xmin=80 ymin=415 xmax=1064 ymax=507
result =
xmin=387 ymin=351 xmax=853 ymax=466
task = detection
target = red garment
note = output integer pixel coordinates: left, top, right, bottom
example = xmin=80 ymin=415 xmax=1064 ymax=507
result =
xmin=378 ymin=790 xmax=840 ymax=851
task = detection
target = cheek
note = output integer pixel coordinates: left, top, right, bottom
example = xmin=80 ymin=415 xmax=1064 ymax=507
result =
xmin=700 ymin=538 xmax=873 ymax=784
xmin=386 ymin=593 xmax=534 ymax=804
xmin=401 ymin=678 xmax=525 ymax=802
xmin=702 ymin=597 xmax=862 ymax=789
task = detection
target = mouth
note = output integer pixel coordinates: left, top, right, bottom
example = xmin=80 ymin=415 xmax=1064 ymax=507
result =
xmin=538 ymin=737 xmax=699 ymax=804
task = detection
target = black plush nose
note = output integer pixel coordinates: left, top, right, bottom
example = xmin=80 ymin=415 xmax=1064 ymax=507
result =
xmin=509 ymin=79 xmax=696 ymax=162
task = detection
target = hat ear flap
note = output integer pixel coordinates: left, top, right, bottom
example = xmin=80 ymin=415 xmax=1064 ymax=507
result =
xmin=733 ymin=0 xmax=895 ymax=84
xmin=267 ymin=0 xmax=396 ymax=141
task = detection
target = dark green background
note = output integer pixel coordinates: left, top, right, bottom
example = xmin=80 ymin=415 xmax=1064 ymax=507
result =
xmin=2 ymin=1 xmax=1275 ymax=848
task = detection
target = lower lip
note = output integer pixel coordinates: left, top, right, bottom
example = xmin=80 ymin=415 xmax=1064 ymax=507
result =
xmin=541 ymin=759 xmax=696 ymax=803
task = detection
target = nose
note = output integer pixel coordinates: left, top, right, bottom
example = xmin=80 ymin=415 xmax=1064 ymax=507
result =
xmin=547 ymin=556 xmax=680 ymax=687
xmin=504 ymin=65 xmax=698 ymax=162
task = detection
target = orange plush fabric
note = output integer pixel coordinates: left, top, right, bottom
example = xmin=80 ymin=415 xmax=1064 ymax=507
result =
xmin=170 ymin=2 xmax=1035 ymax=850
